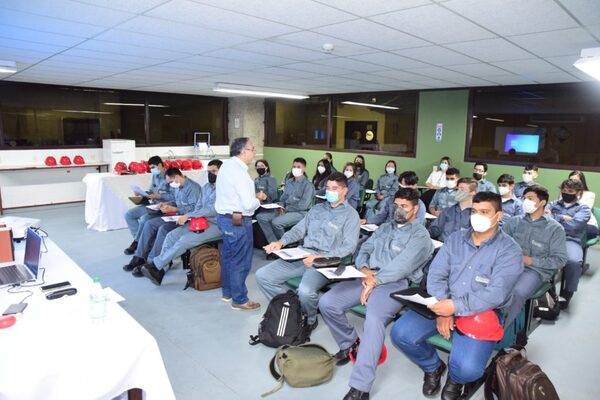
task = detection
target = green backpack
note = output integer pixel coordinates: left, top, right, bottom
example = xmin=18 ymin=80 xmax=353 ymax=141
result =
xmin=262 ymin=343 xmax=336 ymax=397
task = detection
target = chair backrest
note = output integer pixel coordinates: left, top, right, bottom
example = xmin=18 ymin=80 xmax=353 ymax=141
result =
xmin=593 ymin=207 xmax=600 ymax=228
xmin=357 ymin=189 xmax=366 ymax=209
xmin=365 ymin=179 xmax=374 ymax=191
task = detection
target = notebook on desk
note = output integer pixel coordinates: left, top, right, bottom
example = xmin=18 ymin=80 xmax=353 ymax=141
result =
xmin=0 ymin=227 xmax=42 ymax=286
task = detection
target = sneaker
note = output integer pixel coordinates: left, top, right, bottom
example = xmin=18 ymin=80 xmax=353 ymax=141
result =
xmin=221 ymin=296 xmax=232 ymax=302
xmin=231 ymin=300 xmax=261 ymax=311
xmin=124 ymin=241 xmax=138 ymax=255
xmin=335 ymin=338 xmax=360 ymax=366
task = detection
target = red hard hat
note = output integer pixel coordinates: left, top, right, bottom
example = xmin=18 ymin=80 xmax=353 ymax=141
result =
xmin=191 ymin=160 xmax=202 ymax=170
xmin=181 ymin=159 xmax=192 ymax=170
xmin=45 ymin=156 xmax=57 ymax=166
xmin=128 ymin=161 xmax=138 ymax=172
xmin=456 ymin=310 xmax=504 ymax=341
xmin=189 ymin=217 xmax=209 ymax=232
xmin=142 ymin=161 xmax=150 ymax=173
xmin=136 ymin=162 xmax=147 ymax=174
xmin=163 ymin=160 xmax=172 ymax=169
xmin=114 ymin=161 xmax=128 ymax=173
xmin=60 ymin=156 xmax=71 ymax=166
xmin=73 ymin=155 xmax=85 ymax=165
xmin=170 ymin=160 xmax=181 ymax=169
xmin=350 ymin=343 xmax=387 ymax=366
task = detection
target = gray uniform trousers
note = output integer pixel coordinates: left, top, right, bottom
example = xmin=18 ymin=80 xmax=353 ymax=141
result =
xmin=564 ymin=240 xmax=583 ymax=292
xmin=506 ymin=268 xmax=543 ymax=326
xmin=319 ymin=279 xmax=408 ymax=393
xmin=125 ymin=206 xmax=159 ymax=240
xmin=255 ymin=261 xmax=329 ymax=324
xmin=256 ymin=210 xmax=305 ymax=243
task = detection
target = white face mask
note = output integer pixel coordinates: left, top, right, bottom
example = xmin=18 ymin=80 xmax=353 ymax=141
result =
xmin=292 ymin=167 xmax=303 ymax=177
xmin=386 ymin=167 xmax=395 ymax=174
xmin=522 ymin=199 xmax=538 ymax=214
xmin=498 ymin=186 xmax=510 ymax=196
xmin=446 ymin=180 xmax=457 ymax=189
xmin=522 ymin=173 xmax=534 ymax=183
xmin=169 ymin=181 xmax=180 ymax=189
xmin=439 ymin=163 xmax=449 ymax=171
xmin=471 ymin=213 xmax=495 ymax=233
xmin=317 ymin=166 xmax=326 ymax=175
xmin=343 ymin=170 xmax=353 ymax=178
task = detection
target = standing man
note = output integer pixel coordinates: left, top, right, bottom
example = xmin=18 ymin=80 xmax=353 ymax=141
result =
xmin=216 ymin=137 xmax=262 ymax=311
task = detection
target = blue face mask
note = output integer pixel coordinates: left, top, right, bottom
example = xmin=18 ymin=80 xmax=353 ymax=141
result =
xmin=325 ymin=190 xmax=339 ymax=204
xmin=150 ymin=166 xmax=160 ymax=176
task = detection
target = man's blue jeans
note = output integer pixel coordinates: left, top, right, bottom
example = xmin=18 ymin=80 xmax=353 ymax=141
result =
xmin=217 ymin=214 xmax=254 ymax=305
xmin=391 ymin=310 xmax=496 ymax=384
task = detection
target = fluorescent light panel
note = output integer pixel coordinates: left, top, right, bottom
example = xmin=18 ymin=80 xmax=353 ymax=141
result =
xmin=485 ymin=117 xmax=505 ymax=122
xmin=103 ymin=102 xmax=169 ymax=107
xmin=54 ymin=109 xmax=112 ymax=115
xmin=341 ymin=101 xmax=399 ymax=110
xmin=0 ymin=60 xmax=17 ymax=74
xmin=213 ymin=83 xmax=308 ymax=100
xmin=573 ymin=47 xmax=600 ymax=80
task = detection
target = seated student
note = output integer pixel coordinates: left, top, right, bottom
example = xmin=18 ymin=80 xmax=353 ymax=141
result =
xmin=254 ymin=159 xmax=278 ymax=204
xmin=124 ymin=156 xmax=172 ymax=255
xmin=257 ymin=157 xmax=314 ymax=245
xmin=362 ymin=171 xmax=426 ymax=225
xmin=514 ymin=164 xmax=539 ymax=198
xmin=568 ymin=170 xmax=598 ymax=238
xmin=429 ymin=167 xmax=460 ymax=217
xmin=391 ymin=192 xmax=522 ymax=400
xmin=354 ymin=155 xmax=370 ymax=190
xmin=324 ymin=152 xmax=337 ymax=173
xmin=364 ymin=160 xmax=399 ymax=219
xmin=343 ymin=162 xmax=361 ymax=209
xmin=140 ymin=160 xmax=222 ymax=286
xmin=123 ymin=167 xmax=201 ymax=276
xmin=425 ymin=156 xmax=452 ymax=189
xmin=472 ymin=162 xmax=496 ymax=193
xmin=503 ymin=185 xmax=567 ymax=324
xmin=319 ymin=188 xmax=434 ymax=400
xmin=429 ymin=178 xmax=477 ymax=242
xmin=312 ymin=158 xmax=333 ymax=195
xmin=497 ymin=174 xmax=523 ymax=225
xmin=547 ymin=179 xmax=591 ymax=308
xmin=256 ymin=173 xmax=360 ymax=330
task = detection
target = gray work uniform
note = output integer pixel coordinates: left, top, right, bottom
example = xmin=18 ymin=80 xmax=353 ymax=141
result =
xmin=125 ymin=171 xmax=172 ymax=240
xmin=428 ymin=203 xmax=471 ymax=242
xmin=365 ymin=173 xmax=399 ymax=219
xmin=430 ymin=187 xmax=458 ymax=213
xmin=255 ymin=173 xmax=278 ymax=204
xmin=255 ymin=201 xmax=360 ymax=324
xmin=477 ymin=179 xmax=497 ymax=193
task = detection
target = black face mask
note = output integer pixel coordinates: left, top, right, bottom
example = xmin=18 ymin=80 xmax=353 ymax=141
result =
xmin=561 ymin=192 xmax=577 ymax=204
xmin=256 ymin=167 xmax=266 ymax=176
xmin=208 ymin=172 xmax=217 ymax=184
xmin=393 ymin=207 xmax=408 ymax=224
xmin=473 ymin=172 xmax=483 ymax=181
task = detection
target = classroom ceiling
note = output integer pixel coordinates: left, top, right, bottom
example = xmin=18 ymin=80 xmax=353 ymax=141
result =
xmin=1 ymin=0 xmax=599 ymax=96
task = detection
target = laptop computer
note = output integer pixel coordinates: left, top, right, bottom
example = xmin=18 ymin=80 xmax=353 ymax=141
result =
xmin=0 ymin=227 xmax=42 ymax=286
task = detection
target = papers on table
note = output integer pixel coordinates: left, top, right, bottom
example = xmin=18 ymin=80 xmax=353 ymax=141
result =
xmin=393 ymin=292 xmax=438 ymax=307
xmin=425 ymin=212 xmax=438 ymax=219
xmin=129 ymin=184 xmax=147 ymax=197
xmin=146 ymin=204 xmax=161 ymax=211
xmin=161 ymin=215 xmax=182 ymax=222
xmin=365 ymin=189 xmax=376 ymax=194
xmin=315 ymin=195 xmax=326 ymax=200
xmin=260 ymin=203 xmax=283 ymax=209
xmin=360 ymin=224 xmax=379 ymax=232
xmin=104 ymin=287 xmax=125 ymax=303
xmin=431 ymin=239 xmax=443 ymax=249
xmin=273 ymin=247 xmax=312 ymax=260
xmin=316 ymin=265 xmax=366 ymax=280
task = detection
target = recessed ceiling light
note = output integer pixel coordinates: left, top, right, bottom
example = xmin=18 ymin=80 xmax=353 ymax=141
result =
xmin=213 ymin=83 xmax=308 ymax=100
xmin=341 ymin=101 xmax=399 ymax=110
xmin=574 ymin=47 xmax=600 ymax=80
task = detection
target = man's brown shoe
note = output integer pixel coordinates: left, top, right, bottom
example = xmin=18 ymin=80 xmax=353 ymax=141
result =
xmin=231 ymin=300 xmax=261 ymax=311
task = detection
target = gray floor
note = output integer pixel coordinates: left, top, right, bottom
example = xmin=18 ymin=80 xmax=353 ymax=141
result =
xmin=8 ymin=204 xmax=600 ymax=400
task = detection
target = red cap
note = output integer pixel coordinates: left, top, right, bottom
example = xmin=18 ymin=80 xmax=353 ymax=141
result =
xmin=456 ymin=310 xmax=504 ymax=341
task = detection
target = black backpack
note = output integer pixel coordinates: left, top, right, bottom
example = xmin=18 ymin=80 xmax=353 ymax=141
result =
xmin=533 ymin=284 xmax=561 ymax=321
xmin=249 ymin=290 xmax=310 ymax=348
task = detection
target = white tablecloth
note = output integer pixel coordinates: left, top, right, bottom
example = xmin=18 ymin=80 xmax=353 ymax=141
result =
xmin=0 ymin=239 xmax=175 ymax=400
xmin=83 ymin=171 xmax=207 ymax=231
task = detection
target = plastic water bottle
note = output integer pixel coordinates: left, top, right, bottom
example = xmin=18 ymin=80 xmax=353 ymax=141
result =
xmin=89 ymin=277 xmax=107 ymax=319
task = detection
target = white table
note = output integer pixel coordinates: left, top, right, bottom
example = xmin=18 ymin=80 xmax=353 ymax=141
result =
xmin=0 ymin=239 xmax=175 ymax=400
xmin=83 ymin=171 xmax=207 ymax=231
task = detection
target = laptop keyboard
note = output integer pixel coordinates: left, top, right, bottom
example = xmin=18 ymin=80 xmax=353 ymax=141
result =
xmin=0 ymin=266 xmax=29 ymax=284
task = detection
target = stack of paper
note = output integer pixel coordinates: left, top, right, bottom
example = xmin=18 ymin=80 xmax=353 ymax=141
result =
xmin=146 ymin=204 xmax=161 ymax=211
xmin=316 ymin=266 xmax=366 ymax=280
xmin=161 ymin=216 xmax=182 ymax=222
xmin=360 ymin=224 xmax=379 ymax=232
xmin=260 ymin=203 xmax=283 ymax=209
xmin=129 ymin=184 xmax=147 ymax=197
xmin=273 ymin=247 xmax=311 ymax=260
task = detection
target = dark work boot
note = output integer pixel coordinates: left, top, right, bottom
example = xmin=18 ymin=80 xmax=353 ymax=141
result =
xmin=422 ymin=361 xmax=447 ymax=397
xmin=124 ymin=240 xmax=138 ymax=255
xmin=342 ymin=387 xmax=369 ymax=400
xmin=335 ymin=338 xmax=360 ymax=366
xmin=441 ymin=376 xmax=464 ymax=400
xmin=141 ymin=263 xmax=165 ymax=286
xmin=123 ymin=256 xmax=145 ymax=272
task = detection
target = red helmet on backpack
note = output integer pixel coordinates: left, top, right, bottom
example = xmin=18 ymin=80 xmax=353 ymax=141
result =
xmin=60 ymin=156 xmax=71 ymax=166
xmin=73 ymin=155 xmax=85 ymax=165
xmin=45 ymin=156 xmax=57 ymax=166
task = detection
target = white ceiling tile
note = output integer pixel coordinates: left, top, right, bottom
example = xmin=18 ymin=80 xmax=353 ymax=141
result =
xmin=0 ymin=26 xmax=85 ymax=47
xmin=38 ymin=59 xmax=132 ymax=74
xmin=269 ymin=31 xmax=373 ymax=57
xmin=72 ymin=0 xmax=170 ymax=13
xmin=283 ymin=61 xmax=355 ymax=75
xmin=201 ymin=48 xmax=294 ymax=66
xmin=371 ymin=69 xmax=432 ymax=81
xmin=411 ymin=78 xmax=460 ymax=87
xmin=445 ymin=63 xmax=512 ymax=77
xmin=75 ymin=39 xmax=189 ymax=60
xmin=183 ymin=55 xmax=266 ymax=71
xmin=491 ymin=58 xmax=563 ymax=75
xmin=146 ymin=0 xmax=298 ymax=39
xmin=371 ymin=4 xmax=496 ymax=44
xmin=311 ymin=58 xmax=390 ymax=73
xmin=190 ymin=0 xmax=356 ymax=29
xmin=314 ymin=19 xmax=430 ymax=51
xmin=404 ymin=66 xmax=473 ymax=80
xmin=336 ymin=73 xmax=399 ymax=84
xmin=47 ymin=54 xmax=142 ymax=70
xmin=94 ymin=30 xmax=211 ymax=54
xmin=445 ymin=38 xmax=534 ymax=62
xmin=508 ymin=28 xmax=599 ymax=57
xmin=59 ymin=48 xmax=157 ymax=66
xmin=393 ymin=46 xmax=479 ymax=65
xmin=588 ymin=24 xmax=600 ymax=38
xmin=559 ymin=0 xmax=600 ymax=26
xmin=0 ymin=8 xmax=106 ymax=37
xmin=444 ymin=0 xmax=578 ymax=36
xmin=545 ymin=55 xmax=593 ymax=80
xmin=442 ymin=75 xmax=497 ymax=86
xmin=529 ymin=71 xmax=581 ymax=83
xmin=233 ymin=41 xmax=329 ymax=62
xmin=313 ymin=0 xmax=432 ymax=17
xmin=0 ymin=0 xmax=134 ymax=27
xmin=6 ymin=74 xmax=83 ymax=85
xmin=252 ymin=67 xmax=321 ymax=79
xmin=483 ymin=74 xmax=537 ymax=85
xmin=349 ymin=52 xmax=431 ymax=69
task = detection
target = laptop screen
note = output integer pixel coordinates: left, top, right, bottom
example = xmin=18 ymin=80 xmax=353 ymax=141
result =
xmin=23 ymin=227 xmax=42 ymax=277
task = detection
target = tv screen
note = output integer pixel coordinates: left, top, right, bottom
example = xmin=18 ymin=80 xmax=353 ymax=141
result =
xmin=504 ymin=133 xmax=540 ymax=154
xmin=494 ymin=127 xmax=544 ymax=155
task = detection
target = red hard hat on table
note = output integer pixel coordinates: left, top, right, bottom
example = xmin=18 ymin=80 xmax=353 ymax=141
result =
xmin=59 ymin=156 xmax=71 ymax=166
xmin=191 ymin=160 xmax=202 ymax=170
xmin=456 ymin=310 xmax=504 ymax=341
xmin=114 ymin=162 xmax=127 ymax=173
xmin=181 ymin=160 xmax=192 ymax=170
xmin=45 ymin=156 xmax=57 ymax=166
xmin=73 ymin=155 xmax=85 ymax=165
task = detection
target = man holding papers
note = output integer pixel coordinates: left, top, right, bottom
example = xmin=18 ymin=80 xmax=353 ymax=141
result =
xmin=391 ymin=192 xmax=522 ymax=400
xmin=256 ymin=157 xmax=314 ymax=245
xmin=318 ymin=188 xmax=434 ymax=400
xmin=124 ymin=156 xmax=172 ymax=255
xmin=123 ymin=167 xmax=200 ymax=277
xmin=256 ymin=172 xmax=359 ymax=332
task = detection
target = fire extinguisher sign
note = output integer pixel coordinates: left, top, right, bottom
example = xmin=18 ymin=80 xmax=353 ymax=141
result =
xmin=435 ymin=123 xmax=443 ymax=142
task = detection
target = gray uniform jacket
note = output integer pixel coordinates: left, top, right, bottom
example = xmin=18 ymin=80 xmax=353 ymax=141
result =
xmin=375 ymin=173 xmax=399 ymax=197
xmin=280 ymin=176 xmax=314 ymax=213
xmin=428 ymin=203 xmax=471 ymax=242
xmin=547 ymin=200 xmax=591 ymax=244
xmin=174 ymin=178 xmax=201 ymax=215
xmin=500 ymin=196 xmax=523 ymax=225
xmin=346 ymin=178 xmax=360 ymax=209
xmin=188 ymin=183 xmax=217 ymax=223
xmin=148 ymin=171 xmax=172 ymax=202
xmin=255 ymin=173 xmax=278 ymax=204
xmin=430 ymin=187 xmax=458 ymax=212
xmin=477 ymin=179 xmax=497 ymax=193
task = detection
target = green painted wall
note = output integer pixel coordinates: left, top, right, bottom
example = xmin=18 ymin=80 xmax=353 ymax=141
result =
xmin=264 ymin=89 xmax=600 ymax=201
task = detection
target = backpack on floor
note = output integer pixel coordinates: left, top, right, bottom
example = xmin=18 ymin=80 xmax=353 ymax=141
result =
xmin=249 ymin=290 xmax=310 ymax=348
xmin=533 ymin=284 xmax=561 ymax=321
xmin=184 ymin=245 xmax=221 ymax=291
xmin=484 ymin=346 xmax=560 ymax=400
xmin=261 ymin=343 xmax=336 ymax=397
